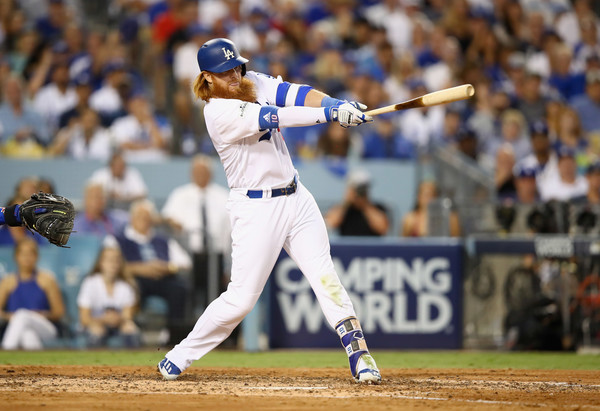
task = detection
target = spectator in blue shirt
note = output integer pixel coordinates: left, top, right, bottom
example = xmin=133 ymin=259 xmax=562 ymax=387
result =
xmin=0 ymin=75 xmax=49 ymax=147
xmin=0 ymin=238 xmax=65 ymax=350
xmin=570 ymin=69 xmax=600 ymax=134
xmin=72 ymin=183 xmax=129 ymax=240
xmin=35 ymin=0 xmax=69 ymax=44
xmin=548 ymin=43 xmax=585 ymax=101
xmin=361 ymin=114 xmax=416 ymax=159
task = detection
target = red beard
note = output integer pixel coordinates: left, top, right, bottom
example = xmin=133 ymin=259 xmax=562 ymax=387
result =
xmin=211 ymin=77 xmax=257 ymax=103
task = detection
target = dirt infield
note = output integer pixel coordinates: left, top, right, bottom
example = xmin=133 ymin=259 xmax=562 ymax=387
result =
xmin=1 ymin=365 xmax=599 ymax=410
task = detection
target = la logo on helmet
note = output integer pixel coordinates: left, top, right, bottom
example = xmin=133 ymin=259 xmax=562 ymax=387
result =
xmin=222 ymin=48 xmax=234 ymax=60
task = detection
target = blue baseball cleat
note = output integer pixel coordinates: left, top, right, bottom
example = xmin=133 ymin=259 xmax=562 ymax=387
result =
xmin=158 ymin=358 xmax=182 ymax=381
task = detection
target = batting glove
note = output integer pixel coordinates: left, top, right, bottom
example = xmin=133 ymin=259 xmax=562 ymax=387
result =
xmin=328 ymin=102 xmax=373 ymax=128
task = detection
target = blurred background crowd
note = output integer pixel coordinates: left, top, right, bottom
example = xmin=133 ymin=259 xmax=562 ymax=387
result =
xmin=0 ymin=0 xmax=598 ymax=166
xmin=2 ymin=0 xmax=600 ymax=351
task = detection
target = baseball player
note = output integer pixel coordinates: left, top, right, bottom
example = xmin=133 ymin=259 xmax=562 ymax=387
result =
xmin=158 ymin=38 xmax=381 ymax=384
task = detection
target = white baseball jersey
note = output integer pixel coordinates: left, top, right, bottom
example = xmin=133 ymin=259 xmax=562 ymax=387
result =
xmin=204 ymin=71 xmax=312 ymax=189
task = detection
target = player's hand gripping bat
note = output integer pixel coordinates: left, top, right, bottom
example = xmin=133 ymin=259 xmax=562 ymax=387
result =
xmin=364 ymin=84 xmax=475 ymax=117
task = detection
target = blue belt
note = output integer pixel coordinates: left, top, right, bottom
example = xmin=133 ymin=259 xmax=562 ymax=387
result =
xmin=247 ymin=176 xmax=297 ymax=199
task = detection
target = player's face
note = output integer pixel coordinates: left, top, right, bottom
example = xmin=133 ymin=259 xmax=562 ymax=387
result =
xmin=210 ymin=66 xmax=242 ymax=93
xmin=205 ymin=66 xmax=257 ymax=102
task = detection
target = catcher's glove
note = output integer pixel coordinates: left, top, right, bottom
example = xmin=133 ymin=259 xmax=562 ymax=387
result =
xmin=20 ymin=192 xmax=75 ymax=248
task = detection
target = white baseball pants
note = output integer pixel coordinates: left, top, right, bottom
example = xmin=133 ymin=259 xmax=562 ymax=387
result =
xmin=166 ymin=182 xmax=356 ymax=371
xmin=2 ymin=309 xmax=58 ymax=350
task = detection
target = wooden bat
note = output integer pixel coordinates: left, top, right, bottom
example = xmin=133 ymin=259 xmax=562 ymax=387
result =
xmin=364 ymin=84 xmax=475 ymax=116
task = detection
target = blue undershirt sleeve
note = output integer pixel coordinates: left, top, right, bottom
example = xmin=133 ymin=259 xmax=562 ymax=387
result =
xmin=295 ymin=85 xmax=313 ymax=106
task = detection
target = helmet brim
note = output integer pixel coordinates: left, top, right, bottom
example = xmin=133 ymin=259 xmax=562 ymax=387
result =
xmin=204 ymin=56 xmax=249 ymax=74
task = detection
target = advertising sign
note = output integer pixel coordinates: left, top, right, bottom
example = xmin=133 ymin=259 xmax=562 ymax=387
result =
xmin=269 ymin=242 xmax=463 ymax=349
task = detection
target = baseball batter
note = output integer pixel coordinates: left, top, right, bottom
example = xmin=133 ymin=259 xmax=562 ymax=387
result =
xmin=159 ymin=38 xmax=381 ymax=384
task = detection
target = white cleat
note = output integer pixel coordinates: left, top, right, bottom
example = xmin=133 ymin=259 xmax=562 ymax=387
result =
xmin=354 ymin=354 xmax=382 ymax=385
xmin=158 ymin=358 xmax=182 ymax=381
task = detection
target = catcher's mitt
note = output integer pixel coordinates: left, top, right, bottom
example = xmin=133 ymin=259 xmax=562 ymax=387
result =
xmin=20 ymin=192 xmax=75 ymax=248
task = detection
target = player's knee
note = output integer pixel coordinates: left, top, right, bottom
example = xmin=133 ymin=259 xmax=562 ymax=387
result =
xmin=235 ymin=294 xmax=258 ymax=316
xmin=223 ymin=288 xmax=259 ymax=317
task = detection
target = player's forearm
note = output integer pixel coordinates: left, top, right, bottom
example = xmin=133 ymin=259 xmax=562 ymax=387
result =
xmin=304 ymin=89 xmax=330 ymax=107
xmin=258 ymin=101 xmax=369 ymax=131
xmin=276 ymin=106 xmax=328 ymax=128
xmin=297 ymin=88 xmax=345 ymax=108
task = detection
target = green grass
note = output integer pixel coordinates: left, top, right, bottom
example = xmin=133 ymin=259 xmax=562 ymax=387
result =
xmin=0 ymin=350 xmax=598 ymax=370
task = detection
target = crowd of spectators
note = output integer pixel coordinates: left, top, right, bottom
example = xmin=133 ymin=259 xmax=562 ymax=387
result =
xmin=0 ymin=0 xmax=597 ymax=166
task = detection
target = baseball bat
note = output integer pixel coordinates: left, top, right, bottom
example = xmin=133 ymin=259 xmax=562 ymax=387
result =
xmin=364 ymin=84 xmax=475 ymax=116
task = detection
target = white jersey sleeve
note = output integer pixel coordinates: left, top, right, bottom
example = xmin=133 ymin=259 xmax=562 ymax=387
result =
xmin=204 ymin=99 xmax=262 ymax=144
xmin=203 ymin=71 xmax=326 ymax=190
xmin=246 ymin=71 xmax=314 ymax=107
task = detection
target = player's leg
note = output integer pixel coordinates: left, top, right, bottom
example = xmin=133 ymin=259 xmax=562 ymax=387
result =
xmin=160 ymin=195 xmax=290 ymax=378
xmin=283 ymin=183 xmax=381 ymax=384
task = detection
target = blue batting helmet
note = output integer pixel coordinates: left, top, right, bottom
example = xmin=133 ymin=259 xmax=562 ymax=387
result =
xmin=197 ymin=38 xmax=249 ymax=75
